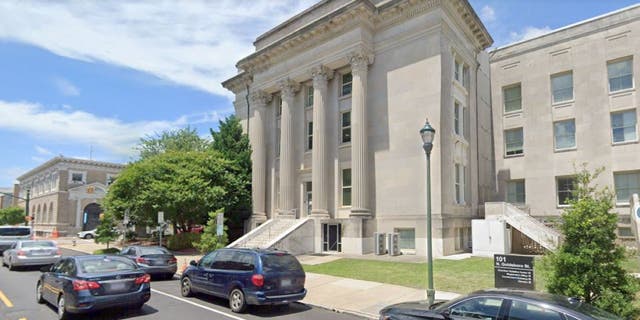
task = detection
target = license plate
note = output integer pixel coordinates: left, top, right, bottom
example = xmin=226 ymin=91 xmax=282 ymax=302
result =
xmin=110 ymin=283 xmax=126 ymax=290
xmin=281 ymin=279 xmax=292 ymax=287
xmin=32 ymin=251 xmax=47 ymax=256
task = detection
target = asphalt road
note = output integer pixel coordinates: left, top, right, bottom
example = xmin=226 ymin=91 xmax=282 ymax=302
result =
xmin=0 ymin=248 xmax=366 ymax=320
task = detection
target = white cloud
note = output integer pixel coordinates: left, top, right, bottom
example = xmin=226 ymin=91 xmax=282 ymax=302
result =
xmin=509 ymin=26 xmax=553 ymax=43
xmin=0 ymin=100 xmax=222 ymax=157
xmin=480 ymin=5 xmax=495 ymax=22
xmin=53 ymin=77 xmax=80 ymax=96
xmin=0 ymin=1 xmax=316 ymax=98
xmin=35 ymin=146 xmax=53 ymax=156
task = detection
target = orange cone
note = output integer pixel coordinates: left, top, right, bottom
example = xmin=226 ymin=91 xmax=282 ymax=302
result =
xmin=51 ymin=227 xmax=59 ymax=239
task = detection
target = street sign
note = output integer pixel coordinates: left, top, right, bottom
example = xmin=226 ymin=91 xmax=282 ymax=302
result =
xmin=158 ymin=211 xmax=164 ymax=224
xmin=216 ymin=212 xmax=224 ymax=236
xmin=494 ymin=254 xmax=534 ymax=290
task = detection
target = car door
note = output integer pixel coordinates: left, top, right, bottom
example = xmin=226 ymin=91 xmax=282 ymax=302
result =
xmin=42 ymin=259 xmax=69 ymax=303
xmin=190 ymin=252 xmax=216 ymax=293
xmin=446 ymin=296 xmax=507 ymax=320
xmin=4 ymin=242 xmax=17 ymax=265
xmin=209 ymin=250 xmax=236 ymax=296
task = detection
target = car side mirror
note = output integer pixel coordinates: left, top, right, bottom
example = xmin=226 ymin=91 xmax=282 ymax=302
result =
xmin=40 ymin=265 xmax=52 ymax=273
xmin=189 ymin=260 xmax=197 ymax=266
xmin=441 ymin=309 xmax=451 ymax=320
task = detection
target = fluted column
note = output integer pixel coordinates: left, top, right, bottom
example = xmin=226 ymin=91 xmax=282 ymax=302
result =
xmin=278 ymin=79 xmax=300 ymax=217
xmin=311 ymin=66 xmax=333 ymax=218
xmin=349 ymin=50 xmax=373 ymax=216
xmin=249 ymin=91 xmax=271 ymax=225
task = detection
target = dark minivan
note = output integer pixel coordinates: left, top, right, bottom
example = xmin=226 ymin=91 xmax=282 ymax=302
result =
xmin=180 ymin=248 xmax=306 ymax=313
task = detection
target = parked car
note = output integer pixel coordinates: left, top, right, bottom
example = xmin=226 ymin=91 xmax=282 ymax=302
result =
xmin=379 ymin=289 xmax=623 ymax=320
xmin=2 ymin=240 xmax=61 ymax=270
xmin=0 ymin=226 xmax=32 ymax=255
xmin=77 ymin=229 xmax=97 ymax=239
xmin=37 ymin=255 xmax=151 ymax=319
xmin=119 ymin=246 xmax=177 ymax=280
xmin=180 ymin=248 xmax=306 ymax=313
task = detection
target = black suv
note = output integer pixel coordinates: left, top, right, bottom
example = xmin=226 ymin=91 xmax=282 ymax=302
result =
xmin=180 ymin=248 xmax=306 ymax=313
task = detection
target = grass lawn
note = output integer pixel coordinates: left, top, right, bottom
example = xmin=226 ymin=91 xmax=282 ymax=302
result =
xmin=303 ymin=255 xmax=640 ymax=294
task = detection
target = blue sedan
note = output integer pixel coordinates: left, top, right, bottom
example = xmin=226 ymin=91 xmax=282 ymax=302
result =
xmin=36 ymin=255 xmax=151 ymax=319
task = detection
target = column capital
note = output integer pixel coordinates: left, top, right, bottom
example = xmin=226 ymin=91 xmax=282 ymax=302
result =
xmin=278 ymin=78 xmax=300 ymax=101
xmin=311 ymin=65 xmax=333 ymax=88
xmin=347 ymin=49 xmax=374 ymax=75
xmin=250 ymin=90 xmax=272 ymax=107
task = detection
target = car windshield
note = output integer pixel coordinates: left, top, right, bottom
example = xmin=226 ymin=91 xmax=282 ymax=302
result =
xmin=139 ymin=247 xmax=170 ymax=255
xmin=261 ymin=253 xmax=303 ymax=272
xmin=0 ymin=227 xmax=30 ymax=236
xmin=22 ymin=241 xmax=55 ymax=248
xmin=78 ymin=257 xmax=137 ymax=274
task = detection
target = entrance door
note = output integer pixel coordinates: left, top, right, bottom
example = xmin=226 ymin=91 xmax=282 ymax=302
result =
xmin=82 ymin=203 xmax=102 ymax=231
xmin=304 ymin=182 xmax=312 ymax=216
xmin=322 ymin=223 xmax=342 ymax=252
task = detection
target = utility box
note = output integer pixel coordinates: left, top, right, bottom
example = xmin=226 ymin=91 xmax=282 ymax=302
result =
xmin=374 ymin=232 xmax=386 ymax=255
xmin=387 ymin=233 xmax=400 ymax=256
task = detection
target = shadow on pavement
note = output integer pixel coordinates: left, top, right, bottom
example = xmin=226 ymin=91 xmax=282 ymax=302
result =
xmin=43 ymin=302 xmax=159 ymax=319
xmin=194 ymin=293 xmax=312 ymax=318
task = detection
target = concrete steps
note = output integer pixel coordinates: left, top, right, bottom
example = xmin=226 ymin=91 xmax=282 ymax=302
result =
xmin=228 ymin=218 xmax=300 ymax=249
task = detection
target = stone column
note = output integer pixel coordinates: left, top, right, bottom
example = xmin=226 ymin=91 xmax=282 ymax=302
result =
xmin=278 ymin=79 xmax=300 ymax=218
xmin=311 ymin=66 xmax=333 ymax=218
xmin=249 ymin=91 xmax=272 ymax=226
xmin=349 ymin=50 xmax=373 ymax=216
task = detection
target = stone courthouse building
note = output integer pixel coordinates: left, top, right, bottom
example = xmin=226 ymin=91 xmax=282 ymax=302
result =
xmin=15 ymin=156 xmax=124 ymax=236
xmin=223 ymin=0 xmax=495 ymax=256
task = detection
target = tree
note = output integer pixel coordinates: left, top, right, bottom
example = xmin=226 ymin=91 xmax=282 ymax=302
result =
xmin=103 ymin=150 xmax=236 ymax=232
xmin=194 ymin=209 xmax=228 ymax=253
xmin=137 ymin=127 xmax=210 ymax=160
xmin=544 ymin=166 xmax=639 ymax=317
xmin=0 ymin=207 xmax=25 ymax=225
xmin=210 ymin=115 xmax=252 ymax=240
xmin=95 ymin=212 xmax=118 ymax=249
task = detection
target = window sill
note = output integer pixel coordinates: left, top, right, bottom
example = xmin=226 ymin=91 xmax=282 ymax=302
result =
xmin=338 ymin=143 xmax=352 ymax=149
xmin=304 ymin=150 xmax=312 ymax=155
xmin=557 ymin=204 xmax=571 ymax=209
xmin=305 ymin=105 xmax=313 ymax=110
xmin=612 ymin=140 xmax=639 ymax=146
xmin=339 ymin=94 xmax=352 ymax=101
xmin=504 ymin=153 xmax=524 ymax=159
xmin=554 ymin=147 xmax=577 ymax=153
xmin=503 ymin=110 xmax=523 ymax=118
xmin=609 ymin=87 xmax=635 ymax=96
xmin=552 ymin=100 xmax=574 ymax=108
xmin=616 ymin=202 xmax=631 ymax=207
xmin=453 ymin=80 xmax=469 ymax=95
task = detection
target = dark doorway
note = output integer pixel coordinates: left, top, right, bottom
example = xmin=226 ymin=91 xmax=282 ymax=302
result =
xmin=322 ymin=223 xmax=341 ymax=252
xmin=83 ymin=203 xmax=102 ymax=231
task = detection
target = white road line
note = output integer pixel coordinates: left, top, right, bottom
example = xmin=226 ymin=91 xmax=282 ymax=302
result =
xmin=151 ymin=288 xmax=247 ymax=320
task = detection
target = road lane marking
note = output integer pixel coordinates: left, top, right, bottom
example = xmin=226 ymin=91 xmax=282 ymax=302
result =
xmin=0 ymin=290 xmax=13 ymax=308
xmin=151 ymin=288 xmax=246 ymax=320
xmin=19 ymin=318 xmax=26 ymax=320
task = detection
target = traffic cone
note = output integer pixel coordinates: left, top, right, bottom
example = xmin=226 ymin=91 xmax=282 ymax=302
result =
xmin=51 ymin=227 xmax=59 ymax=239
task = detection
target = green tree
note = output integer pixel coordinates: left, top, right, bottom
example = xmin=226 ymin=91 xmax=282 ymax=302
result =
xmin=210 ymin=115 xmax=252 ymax=240
xmin=137 ymin=127 xmax=210 ymax=160
xmin=194 ymin=209 xmax=228 ymax=253
xmin=95 ymin=212 xmax=118 ymax=249
xmin=0 ymin=207 xmax=26 ymax=225
xmin=544 ymin=166 xmax=639 ymax=317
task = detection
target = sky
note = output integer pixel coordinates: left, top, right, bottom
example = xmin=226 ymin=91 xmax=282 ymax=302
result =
xmin=0 ymin=0 xmax=637 ymax=187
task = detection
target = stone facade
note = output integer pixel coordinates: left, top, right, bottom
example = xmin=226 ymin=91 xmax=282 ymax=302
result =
xmin=223 ymin=0 xmax=493 ymax=256
xmin=490 ymin=4 xmax=640 ymax=241
xmin=14 ymin=156 xmax=124 ymax=235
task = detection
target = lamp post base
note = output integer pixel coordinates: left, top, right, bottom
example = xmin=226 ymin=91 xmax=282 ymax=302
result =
xmin=426 ymin=288 xmax=435 ymax=306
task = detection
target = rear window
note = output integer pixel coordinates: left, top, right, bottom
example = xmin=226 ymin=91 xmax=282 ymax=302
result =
xmin=22 ymin=241 xmax=55 ymax=248
xmin=78 ymin=257 xmax=137 ymax=274
xmin=139 ymin=247 xmax=170 ymax=255
xmin=261 ymin=254 xmax=303 ymax=272
xmin=0 ymin=227 xmax=31 ymax=236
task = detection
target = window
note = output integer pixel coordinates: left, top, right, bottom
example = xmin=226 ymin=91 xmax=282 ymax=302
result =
xmin=554 ymin=119 xmax=576 ymax=150
xmin=505 ymin=128 xmax=524 ymax=156
xmin=341 ymin=73 xmax=352 ymax=96
xmin=306 ymin=121 xmax=313 ymax=151
xmin=614 ymin=172 xmax=640 ymax=204
xmin=276 ymin=97 xmax=282 ymax=117
xmin=507 ymin=180 xmax=525 ymax=204
xmin=454 ymin=59 xmax=461 ymax=82
xmin=463 ymin=65 xmax=470 ymax=89
xmin=450 ymin=297 xmax=504 ymax=320
xmin=106 ymin=174 xmax=117 ymax=186
xmin=454 ymin=101 xmax=463 ymax=136
xmin=611 ymin=110 xmax=637 ymax=143
xmin=342 ymin=169 xmax=352 ymax=206
xmin=306 ymin=86 xmax=314 ymax=107
xmin=551 ymin=71 xmax=573 ymax=103
xmin=341 ymin=111 xmax=351 ymax=143
xmin=455 ymin=164 xmax=466 ymax=204
xmin=557 ymin=177 xmax=576 ymax=206
xmin=395 ymin=229 xmax=415 ymax=250
xmin=507 ymin=300 xmax=563 ymax=320
xmin=211 ymin=250 xmax=234 ymax=269
xmin=608 ymin=58 xmax=633 ymax=92
xmin=454 ymin=59 xmax=469 ymax=89
xmin=619 ymin=227 xmax=634 ymax=237
xmin=69 ymin=171 xmax=85 ymax=184
xmin=503 ymin=84 xmax=522 ymax=113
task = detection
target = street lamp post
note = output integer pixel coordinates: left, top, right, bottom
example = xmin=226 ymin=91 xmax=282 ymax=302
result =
xmin=420 ymin=119 xmax=436 ymax=305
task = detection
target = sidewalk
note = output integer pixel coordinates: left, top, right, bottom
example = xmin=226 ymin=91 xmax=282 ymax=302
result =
xmin=55 ymin=237 xmax=460 ymax=319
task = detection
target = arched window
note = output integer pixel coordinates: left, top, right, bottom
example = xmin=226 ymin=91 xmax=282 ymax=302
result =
xmin=49 ymin=202 xmax=54 ymax=223
xmin=36 ymin=204 xmax=41 ymax=223
xmin=42 ymin=203 xmax=47 ymax=223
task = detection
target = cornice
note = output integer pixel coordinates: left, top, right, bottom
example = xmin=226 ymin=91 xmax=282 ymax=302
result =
xmin=17 ymin=156 xmax=126 ymax=181
xmin=221 ymin=72 xmax=253 ymax=93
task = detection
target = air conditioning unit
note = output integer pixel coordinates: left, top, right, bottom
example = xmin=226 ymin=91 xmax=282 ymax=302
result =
xmin=374 ymin=232 xmax=386 ymax=255
xmin=387 ymin=233 xmax=400 ymax=256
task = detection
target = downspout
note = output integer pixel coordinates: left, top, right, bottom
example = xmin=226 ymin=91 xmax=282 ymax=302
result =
xmin=245 ymin=84 xmax=251 ymax=134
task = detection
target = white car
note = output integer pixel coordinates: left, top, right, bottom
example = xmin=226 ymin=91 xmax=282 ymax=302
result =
xmin=77 ymin=229 xmax=97 ymax=239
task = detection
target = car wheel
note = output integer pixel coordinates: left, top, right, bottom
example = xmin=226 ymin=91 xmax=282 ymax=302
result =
xmin=57 ymin=294 xmax=70 ymax=320
xmin=84 ymin=234 xmax=93 ymax=239
xmin=180 ymin=277 xmax=193 ymax=297
xmin=36 ymin=281 xmax=45 ymax=304
xmin=229 ymin=288 xmax=247 ymax=313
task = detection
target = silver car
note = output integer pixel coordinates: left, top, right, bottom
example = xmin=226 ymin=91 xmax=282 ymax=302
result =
xmin=2 ymin=240 xmax=61 ymax=270
xmin=0 ymin=226 xmax=32 ymax=255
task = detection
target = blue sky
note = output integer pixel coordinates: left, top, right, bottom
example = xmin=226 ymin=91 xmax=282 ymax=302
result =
xmin=0 ymin=0 xmax=637 ymax=187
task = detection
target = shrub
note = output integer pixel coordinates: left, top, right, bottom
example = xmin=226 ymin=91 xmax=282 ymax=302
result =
xmin=194 ymin=209 xmax=228 ymax=254
xmin=93 ymin=248 xmax=120 ymax=255
xmin=167 ymin=232 xmax=201 ymax=251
